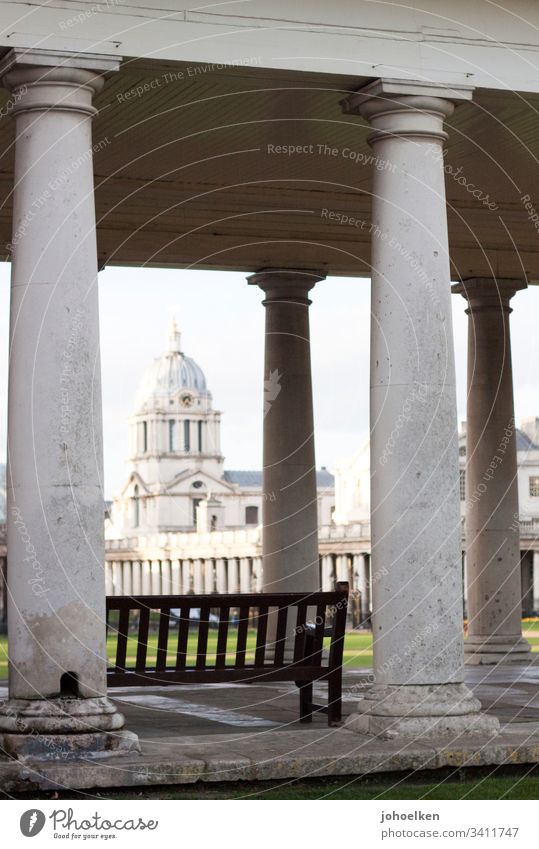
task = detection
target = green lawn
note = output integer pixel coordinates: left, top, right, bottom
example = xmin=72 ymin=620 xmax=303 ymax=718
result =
xmin=1 ymin=622 xmax=539 ymax=680
xmin=7 ymin=772 xmax=539 ymax=800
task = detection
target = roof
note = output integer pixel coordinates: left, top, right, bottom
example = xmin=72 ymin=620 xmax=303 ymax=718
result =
xmin=224 ymin=469 xmax=334 ymax=488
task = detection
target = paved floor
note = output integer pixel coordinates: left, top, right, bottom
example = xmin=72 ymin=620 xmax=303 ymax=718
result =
xmin=3 ymin=665 xmax=539 ymax=791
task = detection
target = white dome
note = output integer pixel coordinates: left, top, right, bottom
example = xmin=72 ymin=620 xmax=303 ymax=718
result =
xmin=135 ymin=320 xmax=207 ymax=410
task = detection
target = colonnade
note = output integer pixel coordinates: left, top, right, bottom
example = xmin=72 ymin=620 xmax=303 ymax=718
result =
xmin=0 ymin=52 xmax=529 ymax=754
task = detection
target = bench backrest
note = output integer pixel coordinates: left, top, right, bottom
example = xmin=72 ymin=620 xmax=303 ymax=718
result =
xmin=106 ymin=584 xmax=348 ymax=686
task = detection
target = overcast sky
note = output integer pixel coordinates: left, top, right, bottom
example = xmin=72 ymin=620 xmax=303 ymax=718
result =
xmin=0 ymin=261 xmax=538 ymax=498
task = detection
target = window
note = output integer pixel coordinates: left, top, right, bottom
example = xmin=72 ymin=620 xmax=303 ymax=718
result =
xmin=530 ymin=476 xmax=539 ymax=497
xmin=459 ymin=469 xmax=466 ymax=501
xmin=193 ymin=497 xmax=202 ymax=525
xmin=245 ymin=505 xmax=259 ymax=525
xmin=184 ymin=419 xmax=190 ymax=451
xmin=142 ymin=421 xmax=148 ymax=453
xmin=133 ymin=485 xmax=140 ymax=527
xmin=168 ymin=420 xmax=175 ymax=452
xmin=198 ymin=420 xmax=203 ymax=453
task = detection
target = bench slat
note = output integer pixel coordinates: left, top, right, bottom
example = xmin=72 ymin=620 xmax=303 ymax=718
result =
xmin=293 ymin=603 xmax=308 ymax=664
xmin=235 ymin=605 xmax=250 ymax=668
xmin=215 ymin=606 xmax=230 ymax=669
xmin=135 ymin=606 xmax=150 ymax=673
xmin=156 ymin=608 xmax=171 ymax=672
xmin=115 ymin=606 xmax=130 ymax=673
xmin=273 ymin=605 xmax=288 ymax=666
xmin=175 ymin=607 xmax=190 ymax=670
xmin=254 ymin=605 xmax=269 ymax=666
xmin=311 ymin=603 xmax=327 ymax=665
xmin=196 ymin=606 xmax=210 ymax=670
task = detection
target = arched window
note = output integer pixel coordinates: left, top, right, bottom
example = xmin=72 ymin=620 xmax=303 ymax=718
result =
xmin=198 ymin=420 xmax=203 ymax=453
xmin=133 ymin=485 xmax=140 ymax=528
xmin=169 ymin=420 xmax=175 ymax=452
xmin=142 ymin=421 xmax=148 ymax=453
xmin=245 ymin=505 xmax=259 ymax=525
xmin=184 ymin=419 xmax=191 ymax=451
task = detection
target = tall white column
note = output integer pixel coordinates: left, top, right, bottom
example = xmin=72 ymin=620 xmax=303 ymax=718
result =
xmin=171 ymin=559 xmax=181 ymax=594
xmin=321 ymin=555 xmax=334 ymax=591
xmin=216 ymin=558 xmax=227 ymax=593
xmin=132 ymin=560 xmax=142 ymax=595
xmin=161 ymin=559 xmax=172 ymax=595
xmin=228 ymin=558 xmax=239 ymax=593
xmin=112 ymin=561 xmax=123 ymax=595
xmin=0 ymin=48 xmax=137 ymax=758
xmin=150 ymin=559 xmax=161 ymax=595
xmin=453 ymin=279 xmax=531 ymax=663
xmin=122 ymin=561 xmax=132 ymax=597
xmin=342 ymin=79 xmax=497 ymax=738
xmin=204 ymin=559 xmax=214 ymax=593
xmin=253 ymin=556 xmax=263 ymax=591
xmin=181 ymin=559 xmax=192 ymax=594
xmin=105 ymin=562 xmax=114 ymax=597
xmin=240 ymin=557 xmax=251 ymax=593
xmin=355 ymin=553 xmax=368 ymax=621
xmin=248 ymin=269 xmax=324 ymax=594
xmin=193 ymin=559 xmax=204 ymax=594
xmin=141 ymin=560 xmax=151 ymax=595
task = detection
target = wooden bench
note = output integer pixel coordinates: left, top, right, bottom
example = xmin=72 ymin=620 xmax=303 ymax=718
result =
xmin=106 ymin=582 xmax=348 ymax=726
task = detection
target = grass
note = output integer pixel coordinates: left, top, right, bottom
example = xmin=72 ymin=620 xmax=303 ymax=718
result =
xmin=1 ymin=621 xmax=539 ymax=680
xmin=6 ymin=771 xmax=539 ymax=800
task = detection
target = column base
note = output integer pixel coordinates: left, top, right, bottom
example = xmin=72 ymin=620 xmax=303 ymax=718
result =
xmin=464 ymin=635 xmax=532 ymax=665
xmin=0 ymin=696 xmax=140 ymax=761
xmin=345 ymin=683 xmax=500 ymax=740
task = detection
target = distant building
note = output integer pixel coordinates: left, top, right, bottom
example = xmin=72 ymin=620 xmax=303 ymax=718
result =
xmin=104 ymin=321 xmax=335 ymax=598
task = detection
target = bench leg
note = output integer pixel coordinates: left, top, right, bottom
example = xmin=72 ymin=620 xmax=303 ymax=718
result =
xmin=299 ymin=682 xmax=313 ymax=723
xmin=327 ymin=670 xmax=342 ymax=726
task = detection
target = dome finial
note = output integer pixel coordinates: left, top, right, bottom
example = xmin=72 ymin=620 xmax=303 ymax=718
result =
xmin=168 ymin=316 xmax=181 ymax=353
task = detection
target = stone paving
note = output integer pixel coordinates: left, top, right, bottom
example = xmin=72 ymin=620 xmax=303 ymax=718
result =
xmin=2 ymin=665 xmax=539 ymax=792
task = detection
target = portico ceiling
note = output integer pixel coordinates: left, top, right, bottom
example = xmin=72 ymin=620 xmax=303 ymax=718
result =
xmin=0 ymin=57 xmax=538 ymax=280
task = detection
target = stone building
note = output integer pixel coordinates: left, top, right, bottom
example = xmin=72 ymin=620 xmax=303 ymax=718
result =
xmin=1 ymin=1 xmax=538 ymax=760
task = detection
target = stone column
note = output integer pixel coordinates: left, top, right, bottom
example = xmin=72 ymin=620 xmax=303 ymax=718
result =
xmin=112 ymin=561 xmax=123 ymax=595
xmin=141 ymin=560 xmax=151 ymax=595
xmin=321 ymin=555 xmax=333 ymax=591
xmin=355 ymin=553 xmax=368 ymax=622
xmin=132 ymin=560 xmax=142 ymax=595
xmin=228 ymin=558 xmax=239 ymax=593
xmin=253 ymin=557 xmax=263 ymax=591
xmin=150 ymin=560 xmax=161 ymax=595
xmin=453 ymin=278 xmax=531 ymax=664
xmin=0 ymin=48 xmax=137 ymax=758
xmin=216 ymin=558 xmax=227 ymax=594
xmin=105 ymin=563 xmax=114 ymax=597
xmin=204 ymin=559 xmax=214 ymax=593
xmin=240 ymin=557 xmax=251 ymax=593
xmin=193 ymin=559 xmax=203 ymax=594
xmin=248 ymin=269 xmax=324 ymax=595
xmin=342 ymin=79 xmax=497 ymax=738
xmin=161 ymin=559 xmax=172 ymax=595
xmin=171 ymin=559 xmax=181 ymax=594
xmin=121 ymin=562 xmax=132 ymax=597
xmin=181 ymin=559 xmax=192 ymax=594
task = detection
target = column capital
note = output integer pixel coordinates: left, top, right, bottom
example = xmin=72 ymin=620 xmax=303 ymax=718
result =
xmin=248 ymin=268 xmax=325 ymax=303
xmin=341 ymin=78 xmax=474 ymax=145
xmin=0 ymin=48 xmax=121 ymax=115
xmin=452 ymin=277 xmax=527 ymax=312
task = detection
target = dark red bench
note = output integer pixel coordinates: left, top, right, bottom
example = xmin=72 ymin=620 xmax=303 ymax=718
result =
xmin=106 ymin=582 xmax=348 ymax=725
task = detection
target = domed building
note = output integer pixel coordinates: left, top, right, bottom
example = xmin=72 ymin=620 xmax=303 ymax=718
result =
xmin=106 ymin=320 xmax=335 ymax=540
